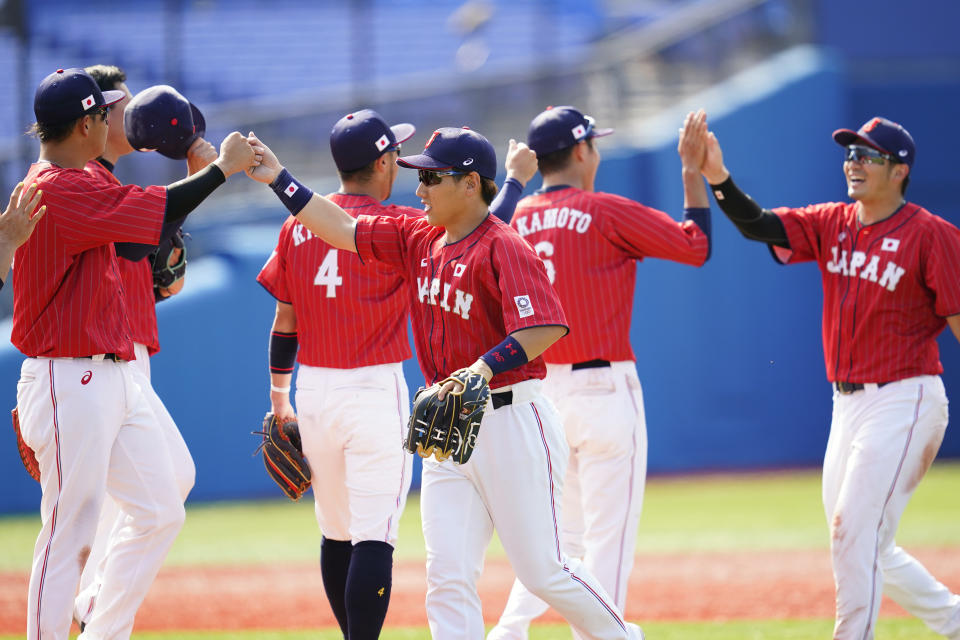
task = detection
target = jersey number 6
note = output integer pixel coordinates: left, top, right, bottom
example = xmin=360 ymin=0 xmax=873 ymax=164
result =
xmin=314 ymin=248 xmax=343 ymax=297
xmin=534 ymin=241 xmax=556 ymax=284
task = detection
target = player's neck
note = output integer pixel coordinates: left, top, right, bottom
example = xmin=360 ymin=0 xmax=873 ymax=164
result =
xmin=338 ymin=179 xmax=386 ymax=202
xmin=541 ymin=168 xmax=592 ymax=192
xmin=856 ymin=193 xmax=906 ymax=225
xmin=443 ymin=202 xmax=488 ymax=243
xmin=37 ymin=140 xmax=97 ymax=170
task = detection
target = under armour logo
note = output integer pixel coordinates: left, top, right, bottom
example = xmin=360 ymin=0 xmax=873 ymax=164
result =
xmin=81 ymin=371 xmax=92 ymax=385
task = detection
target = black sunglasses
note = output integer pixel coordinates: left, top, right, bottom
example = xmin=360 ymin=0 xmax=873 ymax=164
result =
xmin=845 ymin=145 xmax=894 ymax=166
xmin=417 ymin=169 xmax=466 ymax=186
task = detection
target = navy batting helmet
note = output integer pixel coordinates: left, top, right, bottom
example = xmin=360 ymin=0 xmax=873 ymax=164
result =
xmin=124 ymin=85 xmax=206 ymax=160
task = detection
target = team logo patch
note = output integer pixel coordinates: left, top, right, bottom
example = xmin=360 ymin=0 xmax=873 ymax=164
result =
xmin=81 ymin=95 xmax=95 ymax=110
xmin=375 ymin=134 xmax=390 ymax=151
xmin=514 ymin=295 xmax=534 ymax=318
xmin=453 ymin=263 xmax=466 ymax=277
xmin=285 ymin=182 xmax=299 ymax=197
xmin=881 ymin=237 xmax=900 ymax=252
xmin=713 ymin=189 xmax=724 ymax=201
xmin=571 ymin=124 xmax=586 ymax=139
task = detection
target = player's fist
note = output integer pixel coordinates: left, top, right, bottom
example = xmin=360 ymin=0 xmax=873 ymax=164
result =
xmin=245 ymin=132 xmax=282 ymax=184
xmin=505 ymin=139 xmax=538 ymax=187
xmin=186 ymin=137 xmax=218 ymax=176
xmin=213 ymin=132 xmax=256 ymax=178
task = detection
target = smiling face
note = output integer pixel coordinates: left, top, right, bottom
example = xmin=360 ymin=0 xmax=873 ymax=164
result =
xmin=843 ymin=145 xmax=907 ymax=204
xmin=416 ymin=170 xmax=469 ymax=228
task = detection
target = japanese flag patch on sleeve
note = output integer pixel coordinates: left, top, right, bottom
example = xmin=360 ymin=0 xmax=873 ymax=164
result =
xmin=514 ymin=295 xmax=534 ymax=318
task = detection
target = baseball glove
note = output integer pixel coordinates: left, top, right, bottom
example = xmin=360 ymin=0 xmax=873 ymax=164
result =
xmin=12 ymin=407 xmax=40 ymax=482
xmin=150 ymin=229 xmax=187 ymax=301
xmin=404 ymin=368 xmax=490 ymax=464
xmin=253 ymin=413 xmax=311 ymax=500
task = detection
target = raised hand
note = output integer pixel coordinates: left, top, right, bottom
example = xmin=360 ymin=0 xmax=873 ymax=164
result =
xmin=185 ymin=137 xmax=219 ymax=176
xmin=245 ymin=132 xmax=282 ymax=184
xmin=505 ymin=138 xmax=538 ymax=186
xmin=678 ymin=109 xmax=708 ymax=172
xmin=1 ymin=182 xmax=45 ymax=249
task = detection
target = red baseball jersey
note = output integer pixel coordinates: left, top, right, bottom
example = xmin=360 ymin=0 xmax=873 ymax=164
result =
xmin=12 ymin=162 xmax=165 ymax=360
xmin=355 ymin=212 xmax=568 ymax=389
xmin=86 ymin=160 xmax=161 ymax=355
xmin=257 ymin=194 xmax=419 ymax=368
xmin=511 ymin=187 xmax=709 ymax=363
xmin=773 ymin=201 xmax=960 ymax=383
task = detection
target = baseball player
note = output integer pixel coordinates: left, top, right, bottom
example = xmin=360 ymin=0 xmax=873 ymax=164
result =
xmin=692 ymin=114 xmax=960 ymax=639
xmin=0 ymin=182 xmax=45 ymax=286
xmin=14 ymin=67 xmax=255 ymax=640
xmin=71 ymin=65 xmax=219 ymax=632
xmin=489 ymin=107 xmax=712 ymax=640
xmin=256 ymin=109 xmax=547 ymax=639
xmin=244 ymin=127 xmax=644 ymax=640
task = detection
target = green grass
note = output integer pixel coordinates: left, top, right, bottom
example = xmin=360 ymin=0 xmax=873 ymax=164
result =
xmin=2 ymin=462 xmax=958 ymax=571
xmin=0 ymin=618 xmax=948 ymax=640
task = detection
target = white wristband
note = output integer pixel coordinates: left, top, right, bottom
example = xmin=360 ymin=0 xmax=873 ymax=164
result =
xmin=270 ymin=384 xmax=291 ymax=394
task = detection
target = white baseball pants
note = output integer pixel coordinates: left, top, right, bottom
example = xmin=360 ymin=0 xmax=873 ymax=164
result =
xmin=18 ymin=355 xmax=184 ymax=640
xmin=73 ymin=343 xmax=195 ymax=631
xmin=824 ymin=375 xmax=960 ymax=640
xmin=421 ymin=378 xmax=633 ymax=640
xmin=295 ymin=362 xmax=412 ymax=546
xmin=488 ymin=362 xmax=647 ymax=640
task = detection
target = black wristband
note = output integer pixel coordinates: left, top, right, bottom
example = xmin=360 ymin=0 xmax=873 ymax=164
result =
xmin=270 ymin=169 xmax=313 ymax=216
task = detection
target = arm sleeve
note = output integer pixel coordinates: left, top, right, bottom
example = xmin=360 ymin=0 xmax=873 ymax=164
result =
xmin=163 ymin=163 xmax=226 ymax=226
xmin=709 ymin=176 xmax=790 ymax=248
xmin=488 ymin=177 xmax=524 ymax=223
xmin=114 ymin=221 xmax=185 ymax=262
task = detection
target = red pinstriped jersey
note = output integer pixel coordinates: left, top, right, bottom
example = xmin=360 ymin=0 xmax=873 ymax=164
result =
xmin=773 ymin=201 xmax=960 ymax=383
xmin=12 ymin=162 xmax=165 ymax=359
xmin=511 ymin=187 xmax=709 ymax=363
xmin=355 ymin=213 xmax=568 ymax=389
xmin=257 ymin=193 xmax=419 ymax=368
xmin=86 ymin=160 xmax=161 ymax=355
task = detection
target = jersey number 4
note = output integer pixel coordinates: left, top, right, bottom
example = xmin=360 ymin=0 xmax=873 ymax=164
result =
xmin=314 ymin=249 xmax=343 ymax=297
xmin=535 ymin=241 xmax=556 ymax=284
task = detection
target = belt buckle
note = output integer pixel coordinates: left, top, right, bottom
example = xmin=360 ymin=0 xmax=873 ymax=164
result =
xmin=836 ymin=381 xmax=858 ymax=394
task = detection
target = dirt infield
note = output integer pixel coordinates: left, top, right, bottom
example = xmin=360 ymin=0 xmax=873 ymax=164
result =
xmin=2 ymin=548 xmax=958 ymax=632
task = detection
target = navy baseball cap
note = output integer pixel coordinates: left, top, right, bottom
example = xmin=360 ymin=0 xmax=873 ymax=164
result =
xmin=397 ymin=127 xmax=497 ymax=180
xmin=833 ymin=117 xmax=915 ymax=167
xmin=34 ymin=68 xmax=126 ymax=126
xmin=331 ymin=109 xmax=415 ymax=172
xmin=124 ymin=85 xmax=206 ymax=160
xmin=527 ymin=105 xmax=614 ymax=156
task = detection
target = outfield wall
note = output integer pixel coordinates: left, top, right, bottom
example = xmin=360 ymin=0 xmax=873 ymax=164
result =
xmin=2 ymin=49 xmax=958 ymax=513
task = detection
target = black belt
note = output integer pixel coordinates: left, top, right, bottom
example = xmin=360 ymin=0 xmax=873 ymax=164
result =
xmin=491 ymin=391 xmax=512 ymax=410
xmin=83 ymin=353 xmax=123 ymax=362
xmin=835 ymin=380 xmax=890 ymax=394
xmin=571 ymin=359 xmax=610 ymax=370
